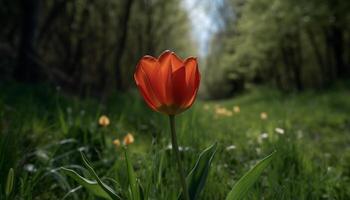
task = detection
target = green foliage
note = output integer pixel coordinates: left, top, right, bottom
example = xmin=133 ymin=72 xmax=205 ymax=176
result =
xmin=61 ymin=167 xmax=114 ymax=200
xmin=5 ymin=168 xmax=14 ymax=197
xmin=226 ymin=151 xmax=276 ymax=200
xmin=0 ymin=0 xmax=194 ymax=93
xmin=1 ymin=83 xmax=350 ymax=199
xmin=124 ymin=148 xmax=141 ymax=200
xmin=183 ymin=143 xmax=218 ymax=200
xmin=204 ymin=0 xmax=350 ymax=97
xmin=80 ymin=152 xmax=121 ymax=199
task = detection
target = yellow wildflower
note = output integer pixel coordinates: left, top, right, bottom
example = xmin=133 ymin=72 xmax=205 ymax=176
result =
xmin=99 ymin=115 xmax=110 ymax=127
xmin=260 ymin=112 xmax=268 ymax=120
xmin=123 ymin=133 xmax=135 ymax=145
xmin=233 ymin=106 xmax=240 ymax=113
xmin=113 ymin=139 xmax=121 ymax=148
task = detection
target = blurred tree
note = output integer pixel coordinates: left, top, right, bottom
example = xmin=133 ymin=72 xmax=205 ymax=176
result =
xmin=114 ymin=0 xmax=133 ymax=91
xmin=14 ymin=0 xmax=41 ymax=82
xmin=0 ymin=0 xmax=194 ymax=96
xmin=204 ymin=0 xmax=350 ymax=97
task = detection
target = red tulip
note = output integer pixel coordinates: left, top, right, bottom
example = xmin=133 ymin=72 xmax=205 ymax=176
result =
xmin=134 ymin=50 xmax=200 ymax=115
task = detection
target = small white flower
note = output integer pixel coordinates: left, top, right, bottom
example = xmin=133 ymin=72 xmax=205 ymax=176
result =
xmin=226 ymin=145 xmax=236 ymax=151
xmin=275 ymin=127 xmax=285 ymax=135
xmin=24 ymin=164 xmax=37 ymax=172
xmin=261 ymin=133 xmax=269 ymax=139
xmin=166 ymin=144 xmax=190 ymax=151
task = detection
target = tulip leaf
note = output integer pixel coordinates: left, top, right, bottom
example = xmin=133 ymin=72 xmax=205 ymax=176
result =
xmin=179 ymin=142 xmax=218 ymax=200
xmin=80 ymin=152 xmax=122 ymax=200
xmin=225 ymin=151 xmax=276 ymax=200
xmin=5 ymin=168 xmax=14 ymax=197
xmin=61 ymin=167 xmax=113 ymax=200
xmin=124 ymin=147 xmax=140 ymax=200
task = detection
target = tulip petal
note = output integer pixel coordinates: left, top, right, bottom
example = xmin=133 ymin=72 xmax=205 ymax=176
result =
xmin=158 ymin=51 xmax=174 ymax=105
xmin=159 ymin=50 xmax=184 ymax=72
xmin=160 ymin=60 xmax=174 ymax=105
xmin=138 ymin=56 xmax=158 ymax=77
xmin=184 ymin=57 xmax=198 ymax=86
xmin=182 ymin=57 xmax=200 ymax=106
xmin=137 ymin=56 xmax=169 ymax=105
xmin=134 ymin=56 xmax=162 ymax=109
xmin=158 ymin=50 xmax=172 ymax=67
xmin=136 ymin=84 xmax=158 ymax=111
xmin=172 ymin=66 xmax=187 ymax=107
xmin=170 ymin=53 xmax=184 ymax=72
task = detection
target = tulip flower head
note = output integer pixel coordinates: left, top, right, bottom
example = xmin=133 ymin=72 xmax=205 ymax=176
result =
xmin=99 ymin=115 xmax=110 ymax=127
xmin=134 ymin=50 xmax=200 ymax=115
xmin=113 ymin=139 xmax=121 ymax=148
xmin=123 ymin=133 xmax=135 ymax=145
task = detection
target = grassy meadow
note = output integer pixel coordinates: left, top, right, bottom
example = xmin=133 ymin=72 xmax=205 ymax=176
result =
xmin=1 ymin=82 xmax=350 ymax=199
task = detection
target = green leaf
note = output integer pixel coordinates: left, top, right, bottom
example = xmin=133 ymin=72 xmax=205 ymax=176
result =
xmin=5 ymin=168 xmax=14 ymax=197
xmin=61 ymin=167 xmax=113 ymax=200
xmin=225 ymin=151 xmax=276 ymax=200
xmin=124 ymin=147 xmax=140 ymax=200
xmin=80 ymin=152 xmax=121 ymax=200
xmin=180 ymin=143 xmax=218 ymax=200
xmin=57 ymin=107 xmax=68 ymax=135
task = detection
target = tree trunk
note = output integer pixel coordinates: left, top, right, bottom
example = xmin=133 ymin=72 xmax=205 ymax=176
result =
xmin=293 ymin=32 xmax=303 ymax=91
xmin=115 ymin=0 xmax=134 ymax=91
xmin=14 ymin=0 xmax=41 ymax=82
xmin=146 ymin=1 xmax=155 ymax=54
xmin=330 ymin=25 xmax=346 ymax=77
xmin=281 ymin=34 xmax=303 ymax=91
xmin=306 ymin=28 xmax=327 ymax=84
xmin=324 ymin=28 xmax=335 ymax=80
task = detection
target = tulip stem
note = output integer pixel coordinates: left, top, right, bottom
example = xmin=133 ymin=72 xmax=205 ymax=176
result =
xmin=169 ymin=115 xmax=190 ymax=200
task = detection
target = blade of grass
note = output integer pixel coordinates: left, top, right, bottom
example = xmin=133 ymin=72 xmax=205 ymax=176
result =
xmin=179 ymin=143 xmax=218 ymax=200
xmin=80 ymin=152 xmax=121 ymax=200
xmin=226 ymin=151 xmax=276 ymax=200
xmin=5 ymin=168 xmax=14 ymax=197
xmin=61 ymin=167 xmax=112 ymax=200
xmin=124 ymin=147 xmax=140 ymax=200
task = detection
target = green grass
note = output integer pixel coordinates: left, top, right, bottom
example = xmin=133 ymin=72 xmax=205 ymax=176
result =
xmin=0 ymin=82 xmax=350 ymax=199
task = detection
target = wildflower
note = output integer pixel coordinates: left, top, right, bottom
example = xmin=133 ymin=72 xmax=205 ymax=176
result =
xmin=275 ymin=127 xmax=285 ymax=135
xmin=261 ymin=133 xmax=269 ymax=139
xmin=226 ymin=145 xmax=236 ymax=151
xmin=123 ymin=133 xmax=135 ymax=145
xmin=260 ymin=112 xmax=268 ymax=120
xmin=233 ymin=106 xmax=240 ymax=113
xmin=215 ymin=107 xmax=232 ymax=117
xmin=167 ymin=144 xmax=190 ymax=151
xmin=134 ymin=50 xmax=200 ymax=115
xmin=215 ymin=107 xmax=225 ymax=115
xmin=166 ymin=143 xmax=173 ymax=149
xmin=203 ymin=104 xmax=210 ymax=110
xmin=24 ymin=164 xmax=37 ymax=173
xmin=98 ymin=115 xmax=110 ymax=127
xmin=113 ymin=139 xmax=121 ymax=148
